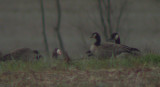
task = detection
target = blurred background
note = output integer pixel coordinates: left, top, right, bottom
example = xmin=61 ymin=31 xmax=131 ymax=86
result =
xmin=0 ymin=0 xmax=160 ymax=58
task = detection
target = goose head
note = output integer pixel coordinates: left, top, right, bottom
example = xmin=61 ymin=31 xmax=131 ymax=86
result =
xmin=111 ymin=32 xmax=120 ymax=44
xmin=90 ymin=32 xmax=101 ymax=46
xmin=56 ymin=48 xmax=62 ymax=55
xmin=33 ymin=50 xmax=43 ymax=60
xmin=52 ymin=48 xmax=62 ymax=58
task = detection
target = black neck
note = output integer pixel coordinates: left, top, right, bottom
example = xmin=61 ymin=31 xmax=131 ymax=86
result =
xmin=94 ymin=36 xmax=101 ymax=46
xmin=115 ymin=37 xmax=120 ymax=44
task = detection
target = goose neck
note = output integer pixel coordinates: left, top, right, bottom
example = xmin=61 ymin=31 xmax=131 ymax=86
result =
xmin=94 ymin=37 xmax=101 ymax=46
xmin=115 ymin=37 xmax=120 ymax=44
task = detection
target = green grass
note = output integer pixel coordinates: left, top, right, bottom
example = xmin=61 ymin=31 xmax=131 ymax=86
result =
xmin=72 ymin=54 xmax=160 ymax=70
xmin=0 ymin=54 xmax=160 ymax=73
xmin=0 ymin=54 xmax=160 ymax=87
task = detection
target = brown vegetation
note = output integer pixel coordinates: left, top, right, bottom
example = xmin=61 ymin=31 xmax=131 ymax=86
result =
xmin=0 ymin=67 xmax=159 ymax=87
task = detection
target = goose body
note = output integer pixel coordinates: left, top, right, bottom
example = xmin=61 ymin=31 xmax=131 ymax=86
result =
xmin=89 ymin=32 xmax=140 ymax=58
xmin=108 ymin=32 xmax=139 ymax=52
xmin=0 ymin=48 xmax=42 ymax=61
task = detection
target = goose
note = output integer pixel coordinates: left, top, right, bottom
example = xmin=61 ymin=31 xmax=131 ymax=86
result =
xmin=52 ymin=48 xmax=71 ymax=63
xmin=109 ymin=32 xmax=140 ymax=52
xmin=52 ymin=48 xmax=62 ymax=59
xmin=0 ymin=48 xmax=42 ymax=61
xmin=88 ymin=32 xmax=140 ymax=58
xmin=86 ymin=32 xmax=122 ymax=57
xmin=33 ymin=50 xmax=43 ymax=60
xmin=108 ymin=32 xmax=121 ymax=44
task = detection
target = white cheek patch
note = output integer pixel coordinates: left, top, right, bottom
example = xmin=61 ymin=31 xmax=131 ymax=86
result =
xmin=57 ymin=49 xmax=62 ymax=55
xmin=115 ymin=34 xmax=119 ymax=40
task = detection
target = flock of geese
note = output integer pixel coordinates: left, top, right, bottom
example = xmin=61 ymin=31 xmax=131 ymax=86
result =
xmin=86 ymin=32 xmax=140 ymax=58
xmin=0 ymin=32 xmax=140 ymax=62
xmin=0 ymin=48 xmax=61 ymax=61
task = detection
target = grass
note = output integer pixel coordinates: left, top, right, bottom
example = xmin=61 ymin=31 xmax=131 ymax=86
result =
xmin=0 ymin=54 xmax=160 ymax=72
xmin=0 ymin=54 xmax=160 ymax=87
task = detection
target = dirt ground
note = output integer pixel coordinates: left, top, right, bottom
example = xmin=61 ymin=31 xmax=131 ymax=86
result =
xmin=0 ymin=67 xmax=160 ymax=87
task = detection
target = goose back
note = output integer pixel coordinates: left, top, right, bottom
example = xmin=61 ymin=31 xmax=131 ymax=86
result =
xmin=92 ymin=42 xmax=140 ymax=58
xmin=1 ymin=48 xmax=41 ymax=61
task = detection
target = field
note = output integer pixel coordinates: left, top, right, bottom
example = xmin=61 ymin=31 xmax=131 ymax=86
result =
xmin=0 ymin=54 xmax=160 ymax=87
xmin=0 ymin=0 xmax=160 ymax=87
xmin=0 ymin=0 xmax=160 ymax=57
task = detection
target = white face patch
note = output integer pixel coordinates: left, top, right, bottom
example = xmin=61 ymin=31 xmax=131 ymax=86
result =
xmin=114 ymin=34 xmax=119 ymax=40
xmin=57 ymin=49 xmax=62 ymax=55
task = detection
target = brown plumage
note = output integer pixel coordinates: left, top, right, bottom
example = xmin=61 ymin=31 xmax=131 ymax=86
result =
xmin=33 ymin=50 xmax=43 ymax=60
xmin=52 ymin=48 xmax=70 ymax=63
xmin=0 ymin=48 xmax=42 ymax=61
xmin=63 ymin=51 xmax=71 ymax=64
xmin=89 ymin=32 xmax=140 ymax=58
xmin=109 ymin=32 xmax=140 ymax=52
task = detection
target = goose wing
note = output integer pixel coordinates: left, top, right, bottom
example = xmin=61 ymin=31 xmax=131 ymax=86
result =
xmin=99 ymin=42 xmax=139 ymax=55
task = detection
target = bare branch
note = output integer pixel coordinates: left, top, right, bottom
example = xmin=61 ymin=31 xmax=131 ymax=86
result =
xmin=97 ymin=0 xmax=109 ymax=40
xmin=116 ymin=0 xmax=128 ymax=32
xmin=106 ymin=0 xmax=113 ymax=35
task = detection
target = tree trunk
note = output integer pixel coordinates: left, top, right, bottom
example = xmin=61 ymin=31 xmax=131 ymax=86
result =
xmin=97 ymin=0 xmax=109 ymax=40
xmin=55 ymin=0 xmax=71 ymax=64
xmin=107 ymin=0 xmax=113 ymax=35
xmin=40 ymin=0 xmax=50 ymax=57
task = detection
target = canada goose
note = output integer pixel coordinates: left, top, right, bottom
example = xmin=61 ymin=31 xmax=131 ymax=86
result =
xmin=110 ymin=32 xmax=140 ymax=52
xmin=89 ymin=32 xmax=140 ymax=58
xmin=109 ymin=32 xmax=121 ymax=44
xmin=52 ymin=48 xmax=62 ymax=59
xmin=109 ymin=32 xmax=140 ymax=52
xmin=0 ymin=48 xmax=42 ymax=61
